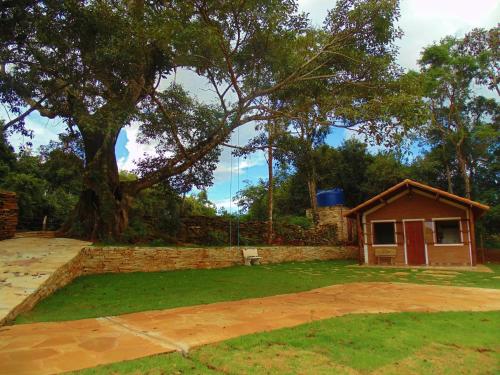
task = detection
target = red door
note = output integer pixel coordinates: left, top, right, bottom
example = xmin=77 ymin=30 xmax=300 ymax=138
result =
xmin=405 ymin=221 xmax=426 ymax=265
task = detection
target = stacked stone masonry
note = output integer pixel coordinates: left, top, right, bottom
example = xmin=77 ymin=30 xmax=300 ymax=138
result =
xmin=1 ymin=245 xmax=357 ymax=325
xmin=79 ymin=245 xmax=358 ymax=274
xmin=179 ymin=216 xmax=344 ymax=246
xmin=306 ymin=205 xmax=355 ymax=242
xmin=0 ymin=192 xmax=18 ymax=240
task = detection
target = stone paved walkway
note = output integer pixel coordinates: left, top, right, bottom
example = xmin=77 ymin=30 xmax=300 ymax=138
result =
xmin=0 ymin=237 xmax=90 ymax=324
xmin=1 ymin=282 xmax=499 ymax=375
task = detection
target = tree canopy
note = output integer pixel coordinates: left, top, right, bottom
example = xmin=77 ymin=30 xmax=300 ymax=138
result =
xmin=1 ymin=0 xmax=411 ymax=240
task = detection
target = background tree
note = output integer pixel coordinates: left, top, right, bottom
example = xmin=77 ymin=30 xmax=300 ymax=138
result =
xmin=0 ymin=132 xmax=84 ymax=230
xmin=418 ymin=27 xmax=499 ymax=198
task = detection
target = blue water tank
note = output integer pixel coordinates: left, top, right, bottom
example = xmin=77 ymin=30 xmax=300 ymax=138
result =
xmin=316 ymin=188 xmax=345 ymax=207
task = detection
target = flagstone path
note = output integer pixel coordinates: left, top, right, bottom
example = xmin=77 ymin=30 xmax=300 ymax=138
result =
xmin=1 ymin=282 xmax=499 ymax=375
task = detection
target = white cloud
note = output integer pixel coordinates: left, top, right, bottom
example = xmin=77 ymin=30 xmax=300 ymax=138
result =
xmin=5 ymin=113 xmax=66 ymax=153
xmin=298 ymin=0 xmax=499 ymax=71
xmin=212 ymin=198 xmax=233 ymax=211
xmin=298 ymin=0 xmax=330 ymax=26
xmin=117 ymin=123 xmax=159 ymax=171
xmin=397 ymin=0 xmax=499 ymax=70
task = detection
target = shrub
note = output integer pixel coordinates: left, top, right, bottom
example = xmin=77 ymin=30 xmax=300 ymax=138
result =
xmin=278 ymin=215 xmax=313 ymax=229
xmin=206 ymin=230 xmax=229 ymax=246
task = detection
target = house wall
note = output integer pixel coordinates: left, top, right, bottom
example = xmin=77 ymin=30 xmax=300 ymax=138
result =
xmin=364 ymin=191 xmax=473 ymax=266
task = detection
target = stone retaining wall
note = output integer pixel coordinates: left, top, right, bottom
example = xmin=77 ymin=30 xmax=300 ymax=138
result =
xmin=1 ymin=245 xmax=357 ymax=325
xmin=79 ymin=245 xmax=357 ymax=274
xmin=178 ymin=216 xmax=344 ymax=246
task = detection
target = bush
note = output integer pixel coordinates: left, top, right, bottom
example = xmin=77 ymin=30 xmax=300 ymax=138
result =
xmin=120 ymin=218 xmax=152 ymax=244
xmin=206 ymin=230 xmax=229 ymax=246
xmin=238 ymin=236 xmax=259 ymax=246
xmin=278 ymin=215 xmax=313 ymax=229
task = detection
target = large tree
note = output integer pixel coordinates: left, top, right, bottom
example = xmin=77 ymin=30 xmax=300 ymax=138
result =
xmin=2 ymin=0 xmax=406 ymax=240
xmin=418 ymin=27 xmax=499 ymax=198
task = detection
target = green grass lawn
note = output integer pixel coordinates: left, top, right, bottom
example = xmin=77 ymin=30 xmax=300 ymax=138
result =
xmin=14 ymin=260 xmax=500 ymax=324
xmin=73 ymin=311 xmax=500 ymax=375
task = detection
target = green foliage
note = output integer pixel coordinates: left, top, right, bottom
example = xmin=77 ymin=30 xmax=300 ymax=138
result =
xmin=120 ymin=218 xmax=151 ymax=244
xmin=278 ymin=215 xmax=313 ymax=229
xmin=235 ymin=180 xmax=268 ymax=221
xmin=118 ymin=171 xmax=138 ymax=182
xmin=242 ymin=139 xmax=409 ymax=217
xmin=182 ymin=191 xmax=217 ymax=217
xmin=2 ymin=172 xmax=48 ymax=229
xmin=0 ymin=124 xmax=16 ymax=180
xmin=315 ymin=140 xmax=374 ymax=207
xmin=205 ymin=230 xmax=229 ymax=246
xmin=0 ymin=136 xmax=84 ymax=230
xmin=417 ymin=27 xmax=499 ymax=200
xmin=361 ymin=152 xmax=408 ymax=197
xmin=124 ymin=185 xmax=181 ymax=243
xmin=2 ymin=0 xmax=408 ymax=240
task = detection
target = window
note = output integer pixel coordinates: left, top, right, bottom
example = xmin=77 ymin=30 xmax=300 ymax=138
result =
xmin=435 ymin=220 xmax=461 ymax=244
xmin=373 ymin=222 xmax=396 ymax=245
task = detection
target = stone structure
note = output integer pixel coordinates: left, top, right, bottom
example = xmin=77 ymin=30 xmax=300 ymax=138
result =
xmin=0 ymin=192 xmax=18 ymax=240
xmin=306 ymin=205 xmax=354 ymax=243
xmin=79 ymin=245 xmax=358 ymax=274
xmin=1 ymin=244 xmax=357 ymax=325
xmin=179 ymin=216 xmax=341 ymax=246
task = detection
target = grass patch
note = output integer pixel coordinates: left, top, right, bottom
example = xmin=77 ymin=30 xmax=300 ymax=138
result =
xmin=14 ymin=260 xmax=500 ymax=324
xmin=73 ymin=311 xmax=500 ymax=374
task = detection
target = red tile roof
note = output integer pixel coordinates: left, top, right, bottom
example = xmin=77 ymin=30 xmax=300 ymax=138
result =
xmin=344 ymin=179 xmax=490 ymax=218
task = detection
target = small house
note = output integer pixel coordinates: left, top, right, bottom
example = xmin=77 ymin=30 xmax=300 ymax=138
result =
xmin=345 ymin=180 xmax=489 ymax=266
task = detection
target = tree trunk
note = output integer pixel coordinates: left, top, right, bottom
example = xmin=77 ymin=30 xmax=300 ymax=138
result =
xmin=308 ymin=176 xmax=319 ymax=226
xmin=445 ymin=164 xmax=453 ymax=194
xmin=456 ymin=145 xmax=471 ymax=199
xmin=267 ymin=131 xmax=274 ymax=245
xmin=61 ymin=129 xmax=133 ymax=241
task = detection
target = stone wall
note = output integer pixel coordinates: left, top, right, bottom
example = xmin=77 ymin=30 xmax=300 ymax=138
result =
xmin=179 ymin=216 xmax=341 ymax=246
xmin=79 ymin=245 xmax=358 ymax=274
xmin=306 ymin=205 xmax=354 ymax=242
xmin=0 ymin=192 xmax=18 ymax=240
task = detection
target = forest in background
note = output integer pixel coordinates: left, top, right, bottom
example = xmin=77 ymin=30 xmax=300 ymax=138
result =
xmin=1 ymin=132 xmax=498 ymax=247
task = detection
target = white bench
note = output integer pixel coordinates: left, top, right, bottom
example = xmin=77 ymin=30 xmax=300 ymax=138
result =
xmin=242 ymin=248 xmax=262 ymax=266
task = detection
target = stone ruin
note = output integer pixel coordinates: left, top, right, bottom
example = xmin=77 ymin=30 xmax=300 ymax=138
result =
xmin=0 ymin=191 xmax=18 ymax=240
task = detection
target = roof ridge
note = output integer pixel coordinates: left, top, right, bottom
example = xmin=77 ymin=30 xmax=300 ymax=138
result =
xmin=345 ymin=179 xmax=490 ymax=218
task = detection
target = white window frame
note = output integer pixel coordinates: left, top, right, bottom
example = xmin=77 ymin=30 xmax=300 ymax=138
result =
xmin=432 ymin=217 xmax=463 ymax=246
xmin=371 ymin=219 xmax=397 ymax=247
xmin=402 ymin=218 xmax=428 ymax=265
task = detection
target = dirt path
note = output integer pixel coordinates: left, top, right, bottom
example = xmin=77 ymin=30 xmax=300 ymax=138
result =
xmin=0 ymin=237 xmax=90 ymax=325
xmin=1 ymin=282 xmax=499 ymax=375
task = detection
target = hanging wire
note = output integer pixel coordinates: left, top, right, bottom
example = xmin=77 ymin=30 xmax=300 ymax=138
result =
xmin=237 ymin=126 xmax=241 ymax=249
xmin=229 ymin=147 xmax=233 ymax=250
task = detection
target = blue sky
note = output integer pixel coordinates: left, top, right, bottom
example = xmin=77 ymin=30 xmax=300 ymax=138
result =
xmin=5 ymin=0 xmax=500 ymax=211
